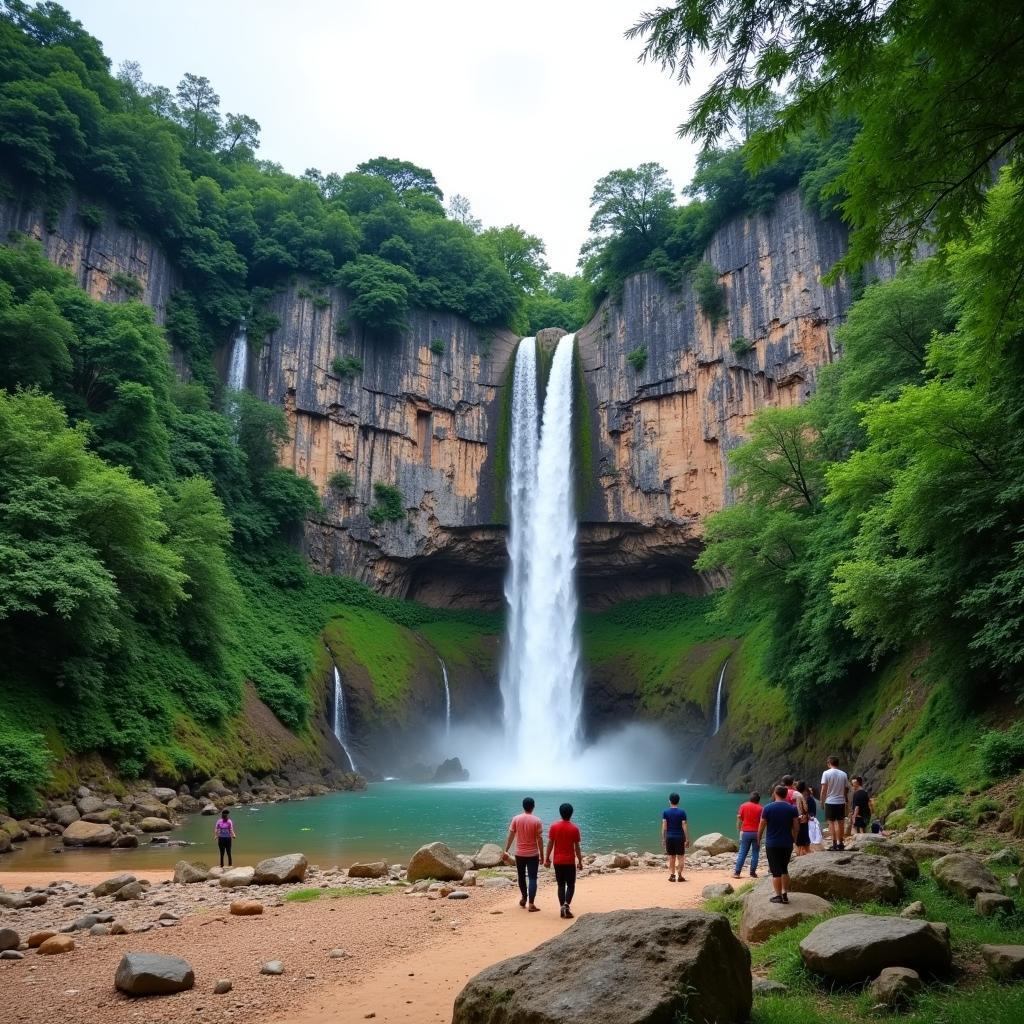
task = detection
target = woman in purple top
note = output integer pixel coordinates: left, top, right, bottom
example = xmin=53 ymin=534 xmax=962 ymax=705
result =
xmin=214 ymin=809 xmax=236 ymax=867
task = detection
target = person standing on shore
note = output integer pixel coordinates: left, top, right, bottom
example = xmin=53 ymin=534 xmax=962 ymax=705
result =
xmin=758 ymin=784 xmax=800 ymax=904
xmin=850 ymin=776 xmax=875 ymax=834
xmin=794 ymin=780 xmax=812 ymax=856
xmin=732 ymin=791 xmax=762 ymax=879
xmin=214 ymin=809 xmax=235 ymax=867
xmin=544 ymin=802 xmax=583 ymax=919
xmin=820 ymin=755 xmax=850 ymax=851
xmin=504 ymin=796 xmax=544 ymax=912
xmin=661 ymin=792 xmax=689 ymax=882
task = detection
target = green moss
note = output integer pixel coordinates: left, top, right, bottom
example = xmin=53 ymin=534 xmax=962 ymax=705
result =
xmin=284 ymin=885 xmax=394 ymax=902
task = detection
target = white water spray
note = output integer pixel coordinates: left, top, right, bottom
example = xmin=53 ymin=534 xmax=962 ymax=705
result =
xmin=227 ymin=322 xmax=249 ymax=392
xmin=439 ymin=658 xmax=451 ymax=737
xmin=713 ymin=659 xmax=728 ymax=736
xmin=332 ymin=665 xmax=356 ymax=772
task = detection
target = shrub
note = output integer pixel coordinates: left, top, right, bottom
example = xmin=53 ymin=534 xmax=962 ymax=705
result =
xmin=335 ymin=319 xmax=350 ymax=337
xmin=312 ymin=293 xmax=331 ymax=310
xmin=911 ymin=770 xmax=960 ymax=807
xmin=0 ymin=726 xmax=53 ymax=816
xmin=693 ymin=262 xmax=727 ymax=324
xmin=368 ymin=482 xmax=406 ymax=523
xmin=627 ymin=346 xmax=648 ymax=372
xmin=78 ymin=203 xmax=104 ymax=230
xmin=328 ymin=470 xmax=353 ymax=494
xmin=976 ymin=722 xmax=1024 ymax=780
xmin=111 ymin=271 xmax=143 ymax=298
xmin=429 ymin=339 xmax=445 ymax=355
xmin=331 ymin=356 xmax=363 ymax=379
xmin=731 ymin=335 xmax=754 ymax=356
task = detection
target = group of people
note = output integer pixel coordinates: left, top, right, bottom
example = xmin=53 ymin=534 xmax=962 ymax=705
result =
xmin=731 ymin=756 xmax=876 ymax=904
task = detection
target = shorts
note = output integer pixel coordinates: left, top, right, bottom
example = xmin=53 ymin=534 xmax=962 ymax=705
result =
xmin=665 ymin=836 xmax=685 ymax=856
xmin=796 ymin=822 xmax=810 ymax=847
xmin=766 ymin=846 xmax=792 ymax=878
xmin=825 ymin=803 xmax=846 ymax=822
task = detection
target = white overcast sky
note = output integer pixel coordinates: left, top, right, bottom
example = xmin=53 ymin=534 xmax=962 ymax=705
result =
xmin=62 ymin=0 xmax=714 ymax=274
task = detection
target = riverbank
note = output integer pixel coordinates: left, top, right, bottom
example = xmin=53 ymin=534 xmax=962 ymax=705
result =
xmin=0 ymin=864 xmax=738 ymax=1024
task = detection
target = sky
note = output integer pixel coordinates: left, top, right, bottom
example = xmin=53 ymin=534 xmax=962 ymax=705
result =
xmin=62 ymin=0 xmax=715 ymax=274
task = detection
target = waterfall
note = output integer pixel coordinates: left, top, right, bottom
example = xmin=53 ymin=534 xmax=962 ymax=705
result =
xmin=713 ymin=659 xmax=728 ymax=736
xmin=439 ymin=658 xmax=451 ymax=737
xmin=332 ymin=665 xmax=356 ymax=772
xmin=227 ymin=322 xmax=249 ymax=392
xmin=500 ymin=334 xmax=582 ymax=777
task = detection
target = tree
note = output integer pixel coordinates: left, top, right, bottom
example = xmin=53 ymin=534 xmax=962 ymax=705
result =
xmin=588 ymin=163 xmax=675 ymax=242
xmin=175 ymin=73 xmax=221 ymax=149
xmin=356 ymin=156 xmax=443 ymax=203
xmin=220 ymin=112 xmax=260 ymax=156
xmin=479 ymin=225 xmax=548 ymax=292
xmin=447 ymin=193 xmax=481 ymax=232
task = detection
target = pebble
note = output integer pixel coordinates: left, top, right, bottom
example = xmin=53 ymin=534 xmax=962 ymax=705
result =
xmin=158 ymin=911 xmax=180 ymax=921
xmin=328 ymin=948 xmax=347 ymax=959
xmin=214 ymin=979 xmax=233 ymax=994
xmin=261 ymin=961 xmax=285 ymax=975
xmin=1 ymin=950 xmax=25 ymax=960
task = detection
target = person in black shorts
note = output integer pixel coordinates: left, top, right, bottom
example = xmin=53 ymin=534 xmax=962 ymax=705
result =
xmin=850 ymin=776 xmax=874 ymax=833
xmin=661 ymin=792 xmax=689 ymax=882
xmin=758 ymin=785 xmax=800 ymax=904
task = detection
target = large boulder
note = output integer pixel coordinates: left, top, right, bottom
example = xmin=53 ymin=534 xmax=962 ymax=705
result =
xmin=348 ymin=861 xmax=388 ymax=879
xmin=75 ymin=795 xmax=105 ymax=815
xmin=254 ymin=853 xmax=308 ymax=884
xmin=846 ymin=836 xmax=919 ymax=880
xmin=114 ymin=880 xmax=150 ymax=901
xmin=899 ymin=842 xmax=956 ymax=863
xmin=692 ymin=832 xmax=739 ymax=856
xmin=787 ymin=853 xmax=903 ymax=903
xmin=151 ymin=787 xmax=178 ymax=803
xmin=740 ymin=889 xmax=832 ymax=943
xmin=52 ymin=805 xmax=80 ymax=827
xmin=931 ymin=853 xmax=1001 ymax=900
xmin=173 ymin=860 xmax=211 ymax=884
xmin=407 ymin=842 xmax=465 ymax=882
xmin=452 ymin=909 xmax=751 ymax=1024
xmin=62 ymin=820 xmax=116 ymax=847
xmin=799 ymin=915 xmax=952 ymax=981
xmin=473 ymin=843 xmax=505 ymax=869
xmin=115 ymin=952 xmax=195 ymax=995
xmin=138 ymin=816 xmax=173 ymax=833
xmin=219 ymin=866 xmax=255 ymax=888
xmin=980 ymin=944 xmax=1024 ymax=980
xmin=0 ymin=831 xmax=11 ymax=854
xmin=92 ymin=873 xmax=137 ymax=897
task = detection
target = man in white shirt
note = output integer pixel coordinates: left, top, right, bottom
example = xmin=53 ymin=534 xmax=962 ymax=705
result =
xmin=820 ymin=756 xmax=850 ymax=851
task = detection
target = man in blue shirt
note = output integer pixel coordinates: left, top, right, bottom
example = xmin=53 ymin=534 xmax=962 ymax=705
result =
xmin=757 ymin=784 xmax=800 ymax=904
xmin=661 ymin=792 xmax=689 ymax=883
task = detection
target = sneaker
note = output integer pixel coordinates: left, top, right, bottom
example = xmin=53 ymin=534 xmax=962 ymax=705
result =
xmin=669 ymin=874 xmax=676 ymax=882
xmin=837 ymin=843 xmax=845 ymax=851
xmin=528 ymin=904 xmax=540 ymax=913
xmin=564 ymin=908 xmax=574 ymax=919
xmin=519 ymin=897 xmax=527 ymax=908
xmin=559 ymin=905 xmax=567 ymax=919
xmin=677 ymin=876 xmax=687 ymax=883
xmin=781 ymin=893 xmax=790 ymax=904
xmin=769 ymin=895 xmax=785 ymax=904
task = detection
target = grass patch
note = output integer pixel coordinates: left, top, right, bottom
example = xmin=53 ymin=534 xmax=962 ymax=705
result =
xmin=284 ymin=885 xmax=394 ymax=902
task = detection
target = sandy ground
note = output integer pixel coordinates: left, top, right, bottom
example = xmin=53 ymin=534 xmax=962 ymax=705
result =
xmin=1 ymin=865 xmax=739 ymax=1024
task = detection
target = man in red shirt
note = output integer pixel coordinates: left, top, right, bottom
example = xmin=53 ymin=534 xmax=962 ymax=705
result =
xmin=544 ymin=802 xmax=583 ymax=919
xmin=732 ymin=791 xmax=762 ymax=879
xmin=503 ymin=796 xmax=544 ymax=911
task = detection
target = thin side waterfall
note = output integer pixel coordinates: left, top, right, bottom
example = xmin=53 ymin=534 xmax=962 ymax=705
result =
xmin=713 ymin=659 xmax=728 ymax=736
xmin=332 ymin=665 xmax=356 ymax=772
xmin=439 ymin=658 xmax=451 ymax=737
xmin=227 ymin=322 xmax=249 ymax=392
xmin=502 ymin=334 xmax=582 ymax=777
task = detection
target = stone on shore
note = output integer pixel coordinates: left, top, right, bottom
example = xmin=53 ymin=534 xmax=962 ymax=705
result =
xmin=0 ymin=928 xmax=19 ymax=952
xmin=406 ymin=842 xmax=465 ymax=883
xmin=62 ymin=820 xmax=116 ymax=847
xmin=38 ymin=935 xmax=75 ymax=955
xmin=788 ymin=853 xmax=904 ymax=903
xmin=480 ymin=876 xmax=514 ymax=889
xmin=261 ymin=960 xmax=285 ymax=975
xmin=799 ymin=915 xmax=951 ymax=981
xmin=230 ymin=900 xmax=264 ymax=915
xmin=976 ymin=891 xmax=1015 ymax=916
xmin=870 ymin=967 xmax=923 ymax=1007
xmin=348 ymin=861 xmax=388 ymax=879
xmin=592 ymin=853 xmax=631 ymax=870
xmin=473 ymin=843 xmax=505 ymax=869
xmin=115 ymin=952 xmax=195 ymax=995
xmin=214 ymin=979 xmax=233 ymax=994
xmin=254 ymin=853 xmax=308 ymax=884
xmin=173 ymin=860 xmax=211 ymax=884
xmin=138 ymin=816 xmax=173 ymax=833
xmin=114 ymin=880 xmax=150 ymax=901
xmin=52 ymin=805 xmax=80 ymax=827
xmin=151 ymin=787 xmax=177 ymax=802
xmin=740 ymin=890 xmax=832 ymax=943
xmin=452 ymin=909 xmax=751 ymax=1024
xmin=980 ymin=944 xmax=1024 ymax=980
xmin=220 ymin=867 xmax=256 ymax=888
xmin=702 ymin=883 xmax=735 ymax=900
xmin=932 ymin=853 xmax=1001 ymax=900
xmin=92 ymin=873 xmax=136 ymax=898
xmin=692 ymin=833 xmax=739 ymax=856
xmin=28 ymin=930 xmax=57 ymax=948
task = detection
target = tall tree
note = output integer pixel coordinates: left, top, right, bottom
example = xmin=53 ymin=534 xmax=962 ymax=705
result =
xmin=356 ymin=156 xmax=443 ymax=203
xmin=175 ymin=72 xmax=221 ymax=149
xmin=479 ymin=224 xmax=548 ymax=292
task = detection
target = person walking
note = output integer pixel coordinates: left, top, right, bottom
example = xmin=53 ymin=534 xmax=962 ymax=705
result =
xmin=820 ymin=756 xmax=850 ymax=851
xmin=733 ymin=791 xmax=762 ymax=879
xmin=850 ymin=776 xmax=875 ymax=834
xmin=504 ymin=796 xmax=544 ymax=912
xmin=661 ymin=792 xmax=689 ymax=882
xmin=781 ymin=775 xmax=797 ymax=804
xmin=544 ymin=802 xmax=583 ymax=919
xmin=214 ymin=809 xmax=235 ymax=867
xmin=758 ymin=784 xmax=800 ymax=904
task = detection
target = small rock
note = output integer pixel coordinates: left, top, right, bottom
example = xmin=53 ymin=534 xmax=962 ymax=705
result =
xmin=448 ymin=891 xmax=470 ymax=900
xmin=230 ymin=900 xmax=264 ymax=916
xmin=0 ymin=950 xmax=25 ymax=960
xmin=27 ymin=930 xmax=56 ymax=948
xmin=976 ymin=891 xmax=1015 ymax=917
xmin=752 ymin=978 xmax=788 ymax=996
xmin=93 ymin=873 xmax=139 ymax=898
xmin=110 ymin=922 xmax=127 ymax=935
xmin=870 ymin=966 xmax=922 ymax=1007
xmin=114 ymin=881 xmax=150 ymax=902
xmin=328 ymin=948 xmax=347 ymax=959
xmin=347 ymin=861 xmax=388 ymax=879
xmin=702 ymin=883 xmax=734 ymax=899
xmin=985 ymin=848 xmax=1019 ymax=867
xmin=115 ymin=952 xmax=195 ymax=995
xmin=138 ymin=816 xmax=173 ymax=833
xmin=980 ymin=944 xmax=1024 ymax=980
xmin=213 ymin=979 xmax=233 ymax=994
xmin=37 ymin=935 xmax=75 ymax=955
xmin=89 ymin=924 xmax=111 ymax=937
xmin=261 ymin=960 xmax=285 ymax=975
xmin=900 ymin=901 xmax=926 ymax=919
xmin=173 ymin=860 xmax=211 ymax=884
xmin=0 ymin=927 xmax=19 ymax=952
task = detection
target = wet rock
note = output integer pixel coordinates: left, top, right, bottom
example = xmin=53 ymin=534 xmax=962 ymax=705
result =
xmin=92 ymin=873 xmax=137 ymax=898
xmin=932 ymin=854 xmax=1000 ymax=901
xmin=38 ymin=935 xmax=75 ymax=955
xmin=692 ymin=833 xmax=739 ymax=856
xmin=62 ymin=820 xmax=116 ymax=847
xmin=254 ymin=853 xmax=308 ymax=884
xmin=113 ymin=834 xmax=139 ymax=849
xmin=980 ymin=944 xmax=1024 ymax=980
xmin=407 ymin=842 xmax=465 ymax=883
xmin=139 ymin=816 xmax=173 ymax=833
xmin=433 ymin=757 xmax=470 ymax=783
xmin=115 ymin=952 xmax=195 ymax=995
xmin=870 ymin=967 xmax=923 ymax=1007
xmin=200 ymin=803 xmax=218 ymax=815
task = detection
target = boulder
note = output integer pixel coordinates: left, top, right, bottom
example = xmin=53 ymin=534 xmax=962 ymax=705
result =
xmin=799 ymin=915 xmax=952 ymax=981
xmin=229 ymin=900 xmax=264 ymax=915
xmin=870 ymin=967 xmax=923 ymax=1007
xmin=740 ymin=890 xmax=832 ymax=944
xmin=51 ymin=805 xmax=80 ymax=827
xmin=452 ymin=909 xmax=751 ymax=1024
xmin=114 ymin=881 xmax=150 ymax=901
xmin=261 ymin=960 xmax=285 ymax=975
xmin=173 ymin=860 xmax=211 ymax=884
xmin=986 ymin=848 xmax=1019 ymax=867
xmin=980 ymin=944 xmax=1024 ymax=980
xmin=131 ymin=798 xmax=170 ymax=819
xmin=348 ymin=861 xmax=388 ymax=879
xmin=254 ymin=853 xmax=308 ymax=884
xmin=37 ymin=935 xmax=75 ymax=955
xmin=0 ymin=831 xmax=10 ymax=854
xmin=976 ymin=892 xmax=1015 ymax=917
xmin=925 ymin=819 xmax=958 ymax=839
xmin=900 ymin=901 xmax=926 ymax=919
xmin=884 ymin=808 xmax=910 ymax=829
xmin=219 ymin=866 xmax=256 ymax=888
xmin=702 ymin=883 xmax=735 ymax=900
xmin=787 ymin=853 xmax=903 ymax=903
xmin=406 ymin=842 xmax=466 ymax=882
xmin=138 ymin=816 xmax=173 ymax=833
xmin=82 ymin=809 xmax=120 ymax=824
xmin=0 ymin=928 xmax=19 ymax=952
xmin=151 ymin=787 xmax=178 ymax=803
xmin=113 ymin=833 xmax=139 ymax=848
xmin=198 ymin=778 xmax=229 ymax=798
xmin=932 ymin=854 xmax=1001 ymax=900
xmin=75 ymin=795 xmax=105 ymax=815
xmin=846 ymin=836 xmax=919 ymax=879
xmin=473 ymin=843 xmax=505 ymax=869
xmin=200 ymin=803 xmax=219 ymax=815
xmin=752 ymin=979 xmax=788 ymax=996
xmin=115 ymin=952 xmax=195 ymax=995
xmin=0 ymin=816 xmax=26 ymax=841
xmin=692 ymin=832 xmax=739 ymax=856
xmin=593 ymin=853 xmax=632 ymax=870
xmin=27 ymin=930 xmax=57 ymax=948
xmin=62 ymin=820 xmax=115 ymax=847
xmin=433 ymin=757 xmax=470 ymax=783
xmin=900 ymin=842 xmax=957 ymax=863
xmin=92 ymin=873 xmax=136 ymax=897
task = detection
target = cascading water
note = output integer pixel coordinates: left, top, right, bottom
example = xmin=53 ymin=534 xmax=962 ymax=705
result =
xmin=499 ymin=334 xmax=582 ymax=780
xmin=332 ymin=665 xmax=356 ymax=772
xmin=227 ymin=322 xmax=249 ymax=392
xmin=713 ymin=659 xmax=728 ymax=736
xmin=439 ymin=658 xmax=451 ymax=737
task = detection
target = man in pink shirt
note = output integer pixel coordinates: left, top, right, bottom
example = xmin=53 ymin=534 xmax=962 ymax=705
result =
xmin=503 ymin=796 xmax=544 ymax=912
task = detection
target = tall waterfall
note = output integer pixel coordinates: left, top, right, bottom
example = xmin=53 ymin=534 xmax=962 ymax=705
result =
xmin=332 ymin=665 xmax=356 ymax=772
xmin=500 ymin=334 xmax=582 ymax=777
xmin=713 ymin=659 xmax=728 ymax=736
xmin=439 ymin=658 xmax=451 ymax=737
xmin=227 ymin=322 xmax=249 ymax=392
